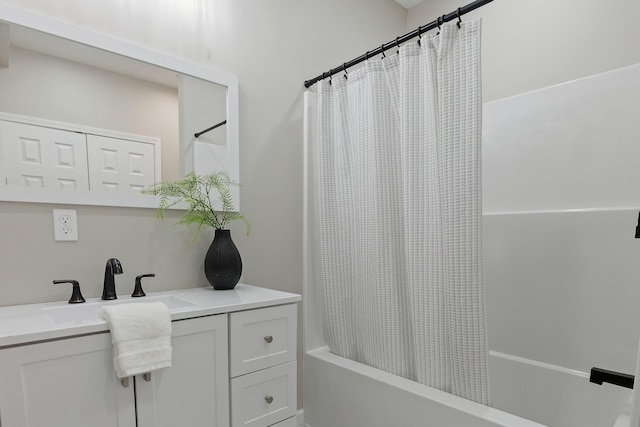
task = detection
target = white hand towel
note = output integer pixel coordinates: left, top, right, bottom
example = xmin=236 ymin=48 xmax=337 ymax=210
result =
xmin=99 ymin=301 xmax=172 ymax=378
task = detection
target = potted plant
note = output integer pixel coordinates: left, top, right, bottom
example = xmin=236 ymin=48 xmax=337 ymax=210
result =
xmin=143 ymin=172 xmax=250 ymax=290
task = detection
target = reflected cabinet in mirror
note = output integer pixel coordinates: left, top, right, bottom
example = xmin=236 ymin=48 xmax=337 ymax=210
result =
xmin=0 ymin=3 xmax=239 ymax=209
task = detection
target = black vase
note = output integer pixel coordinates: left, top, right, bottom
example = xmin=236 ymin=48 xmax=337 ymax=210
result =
xmin=204 ymin=229 xmax=242 ymax=290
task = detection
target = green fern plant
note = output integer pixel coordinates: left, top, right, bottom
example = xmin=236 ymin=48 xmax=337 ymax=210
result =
xmin=143 ymin=172 xmax=251 ymax=241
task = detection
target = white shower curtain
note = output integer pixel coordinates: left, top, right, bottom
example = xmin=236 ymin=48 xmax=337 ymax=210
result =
xmin=314 ymin=20 xmax=490 ymax=404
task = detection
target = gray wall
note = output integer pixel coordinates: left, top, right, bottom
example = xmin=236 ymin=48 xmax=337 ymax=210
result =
xmin=0 ymin=0 xmax=408 ymax=409
xmin=0 ymin=46 xmax=180 ymax=181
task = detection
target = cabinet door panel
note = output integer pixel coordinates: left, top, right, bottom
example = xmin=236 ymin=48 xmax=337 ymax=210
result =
xmin=136 ymin=314 xmax=229 ymax=427
xmin=0 ymin=120 xmax=89 ymax=190
xmin=0 ymin=332 xmax=135 ymax=427
xmin=86 ymin=134 xmax=156 ymax=193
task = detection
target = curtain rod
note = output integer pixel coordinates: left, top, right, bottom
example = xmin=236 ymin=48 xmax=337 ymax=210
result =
xmin=303 ymin=0 xmax=494 ymax=88
xmin=194 ymin=120 xmax=227 ymax=138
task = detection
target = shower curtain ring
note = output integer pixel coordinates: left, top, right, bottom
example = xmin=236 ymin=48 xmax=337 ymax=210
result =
xmin=343 ymin=63 xmax=349 ymax=79
xmin=457 ymin=7 xmax=462 ymax=28
xmin=417 ymin=25 xmax=423 ymax=46
xmin=365 ymin=50 xmax=370 ymax=61
xmin=381 ymin=44 xmax=386 ymax=59
xmin=395 ymin=37 xmax=401 ymax=54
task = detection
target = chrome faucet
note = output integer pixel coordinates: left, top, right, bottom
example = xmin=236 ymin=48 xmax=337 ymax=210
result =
xmin=102 ymin=258 xmax=123 ymax=300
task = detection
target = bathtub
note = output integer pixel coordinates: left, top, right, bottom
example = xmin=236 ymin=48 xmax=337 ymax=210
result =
xmin=302 ymin=90 xmax=636 ymax=427
xmin=302 ymin=347 xmax=630 ymax=427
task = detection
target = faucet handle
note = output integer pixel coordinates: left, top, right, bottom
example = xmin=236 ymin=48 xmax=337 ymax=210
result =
xmin=53 ymin=280 xmax=86 ymax=304
xmin=132 ymin=274 xmax=155 ymax=297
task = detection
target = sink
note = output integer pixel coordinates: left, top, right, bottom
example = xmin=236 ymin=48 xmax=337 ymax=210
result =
xmin=42 ymin=295 xmax=196 ymax=324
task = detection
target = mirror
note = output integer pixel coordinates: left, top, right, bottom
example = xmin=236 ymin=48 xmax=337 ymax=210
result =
xmin=0 ymin=3 xmax=239 ymax=209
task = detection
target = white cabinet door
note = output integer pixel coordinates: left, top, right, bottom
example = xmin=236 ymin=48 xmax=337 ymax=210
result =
xmin=0 ymin=120 xmax=89 ymax=190
xmin=0 ymin=332 xmax=135 ymax=427
xmin=87 ymin=134 xmax=156 ymax=193
xmin=136 ymin=314 xmax=230 ymax=427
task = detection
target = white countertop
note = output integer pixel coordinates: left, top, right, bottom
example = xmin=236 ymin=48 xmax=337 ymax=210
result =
xmin=0 ymin=284 xmax=301 ymax=348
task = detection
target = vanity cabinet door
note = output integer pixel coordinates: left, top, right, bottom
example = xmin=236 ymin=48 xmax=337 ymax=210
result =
xmin=0 ymin=332 xmax=135 ymax=427
xmin=135 ymin=314 xmax=229 ymax=427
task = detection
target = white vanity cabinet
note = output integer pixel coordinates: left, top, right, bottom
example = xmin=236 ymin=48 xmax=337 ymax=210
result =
xmin=0 ymin=285 xmax=301 ymax=427
xmin=0 ymin=314 xmax=229 ymax=427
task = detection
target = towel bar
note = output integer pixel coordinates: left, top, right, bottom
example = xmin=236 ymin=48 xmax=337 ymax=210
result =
xmin=589 ymin=367 xmax=634 ymax=389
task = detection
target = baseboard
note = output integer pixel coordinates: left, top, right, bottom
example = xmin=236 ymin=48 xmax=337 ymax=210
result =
xmin=297 ymin=409 xmax=306 ymax=426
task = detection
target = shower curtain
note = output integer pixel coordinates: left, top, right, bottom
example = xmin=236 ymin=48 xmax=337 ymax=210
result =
xmin=313 ymin=20 xmax=489 ymax=404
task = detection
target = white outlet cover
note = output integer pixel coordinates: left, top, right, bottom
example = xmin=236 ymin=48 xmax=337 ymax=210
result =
xmin=53 ymin=209 xmax=78 ymax=241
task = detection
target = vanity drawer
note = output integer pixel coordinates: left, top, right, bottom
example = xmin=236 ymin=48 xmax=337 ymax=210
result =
xmin=230 ymin=361 xmax=296 ymax=427
xmin=229 ymin=304 xmax=296 ymax=377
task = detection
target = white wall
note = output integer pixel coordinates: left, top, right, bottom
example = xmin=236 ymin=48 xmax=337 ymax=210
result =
xmin=407 ymin=0 xmax=640 ymax=102
xmin=0 ymin=0 xmax=408 ymax=409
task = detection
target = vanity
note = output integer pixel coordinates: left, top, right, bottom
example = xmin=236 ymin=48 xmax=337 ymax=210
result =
xmin=0 ymin=284 xmax=301 ymax=427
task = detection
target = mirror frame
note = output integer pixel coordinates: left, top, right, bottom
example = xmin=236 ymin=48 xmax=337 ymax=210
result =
xmin=0 ymin=2 xmax=239 ymax=209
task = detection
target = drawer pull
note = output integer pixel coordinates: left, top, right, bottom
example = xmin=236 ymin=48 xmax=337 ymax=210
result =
xmin=265 ymin=395 xmax=274 ymax=404
xmin=264 ymin=335 xmax=274 ymax=343
xmin=121 ymin=377 xmax=129 ymax=388
xmin=143 ymin=372 xmax=151 ymax=382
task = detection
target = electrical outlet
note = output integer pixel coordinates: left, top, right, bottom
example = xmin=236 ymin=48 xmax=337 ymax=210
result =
xmin=53 ymin=209 xmax=78 ymax=241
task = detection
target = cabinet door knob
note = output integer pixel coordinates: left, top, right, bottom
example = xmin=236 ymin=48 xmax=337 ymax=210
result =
xmin=121 ymin=377 xmax=129 ymax=388
xmin=264 ymin=335 xmax=273 ymax=344
xmin=143 ymin=372 xmax=151 ymax=382
xmin=265 ymin=395 xmax=274 ymax=404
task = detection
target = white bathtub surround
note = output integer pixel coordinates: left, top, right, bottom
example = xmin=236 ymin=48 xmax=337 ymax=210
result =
xmin=626 ymin=338 xmax=640 ymax=427
xmin=489 ymin=350 xmax=629 ymax=427
xmin=313 ymin=20 xmax=489 ymax=404
xmin=304 ymin=347 xmax=630 ymax=427
xmin=304 ymin=348 xmax=544 ymax=427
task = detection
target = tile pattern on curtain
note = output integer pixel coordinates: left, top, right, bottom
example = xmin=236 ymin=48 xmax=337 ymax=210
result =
xmin=314 ymin=20 xmax=489 ymax=404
